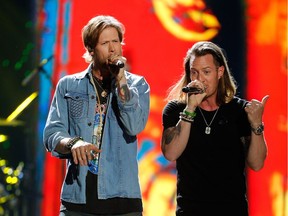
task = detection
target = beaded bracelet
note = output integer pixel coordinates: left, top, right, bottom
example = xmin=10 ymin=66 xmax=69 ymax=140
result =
xmin=66 ymin=136 xmax=83 ymax=149
xmin=180 ymin=115 xmax=194 ymax=123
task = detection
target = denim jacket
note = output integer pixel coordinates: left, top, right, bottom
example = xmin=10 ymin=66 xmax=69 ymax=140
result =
xmin=43 ymin=65 xmax=150 ymax=203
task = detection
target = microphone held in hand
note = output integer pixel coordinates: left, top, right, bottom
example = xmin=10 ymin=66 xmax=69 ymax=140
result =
xmin=182 ymin=86 xmax=204 ymax=94
xmin=110 ymin=59 xmax=124 ymax=68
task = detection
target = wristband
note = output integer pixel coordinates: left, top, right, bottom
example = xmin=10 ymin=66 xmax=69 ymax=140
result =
xmin=183 ymin=109 xmax=197 ymax=119
xmin=66 ymin=136 xmax=83 ymax=149
xmin=179 ymin=112 xmax=194 ymax=123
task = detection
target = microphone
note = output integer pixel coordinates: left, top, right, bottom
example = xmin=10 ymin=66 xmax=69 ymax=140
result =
xmin=182 ymin=86 xmax=204 ymax=94
xmin=22 ymin=55 xmax=53 ymax=86
xmin=110 ymin=59 xmax=124 ymax=68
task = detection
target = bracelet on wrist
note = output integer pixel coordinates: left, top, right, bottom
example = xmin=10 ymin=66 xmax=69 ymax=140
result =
xmin=183 ymin=108 xmax=197 ymax=119
xmin=180 ymin=115 xmax=193 ymax=123
xmin=251 ymin=122 xmax=264 ymax=135
xmin=179 ymin=112 xmax=194 ymax=123
xmin=66 ymin=136 xmax=83 ymax=149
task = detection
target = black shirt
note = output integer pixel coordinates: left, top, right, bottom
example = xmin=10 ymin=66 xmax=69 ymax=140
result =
xmin=162 ymin=97 xmax=250 ymax=216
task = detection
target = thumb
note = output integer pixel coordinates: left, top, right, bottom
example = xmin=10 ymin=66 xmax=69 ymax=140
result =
xmin=261 ymin=95 xmax=269 ymax=106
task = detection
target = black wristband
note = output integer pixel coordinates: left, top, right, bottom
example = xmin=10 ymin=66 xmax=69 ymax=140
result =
xmin=66 ymin=136 xmax=83 ymax=149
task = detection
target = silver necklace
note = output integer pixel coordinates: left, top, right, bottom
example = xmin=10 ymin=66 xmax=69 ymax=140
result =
xmin=198 ymin=107 xmax=219 ymax=134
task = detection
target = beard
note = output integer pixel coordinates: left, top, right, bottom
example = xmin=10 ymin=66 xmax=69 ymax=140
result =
xmin=92 ymin=55 xmax=111 ymax=77
xmin=92 ymin=51 xmax=121 ymax=79
xmin=92 ymin=61 xmax=120 ymax=82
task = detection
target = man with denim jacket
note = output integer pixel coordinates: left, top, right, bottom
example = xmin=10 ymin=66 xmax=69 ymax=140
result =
xmin=43 ymin=15 xmax=150 ymax=216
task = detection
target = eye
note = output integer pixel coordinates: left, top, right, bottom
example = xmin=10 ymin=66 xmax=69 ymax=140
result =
xmin=113 ymin=40 xmax=120 ymax=44
xmin=100 ymin=41 xmax=108 ymax=46
xmin=190 ymin=70 xmax=198 ymax=76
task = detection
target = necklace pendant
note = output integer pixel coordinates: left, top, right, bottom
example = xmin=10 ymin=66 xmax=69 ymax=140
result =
xmin=205 ymin=126 xmax=211 ymax=134
xmin=101 ymin=90 xmax=107 ymax=98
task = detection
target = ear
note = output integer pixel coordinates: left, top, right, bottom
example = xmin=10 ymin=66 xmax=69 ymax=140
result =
xmin=217 ymin=66 xmax=224 ymax=79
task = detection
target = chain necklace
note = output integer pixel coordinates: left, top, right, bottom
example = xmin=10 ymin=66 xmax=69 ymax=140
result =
xmin=92 ymin=76 xmax=108 ymax=98
xmin=198 ymin=107 xmax=220 ymax=134
xmin=91 ymin=76 xmax=104 ymax=147
xmin=88 ymin=73 xmax=108 ymax=175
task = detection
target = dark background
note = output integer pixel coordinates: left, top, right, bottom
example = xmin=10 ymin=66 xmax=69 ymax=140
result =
xmin=0 ymin=0 xmax=40 ymax=214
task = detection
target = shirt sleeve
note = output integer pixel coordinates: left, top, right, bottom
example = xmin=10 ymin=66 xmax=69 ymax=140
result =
xmin=235 ymin=97 xmax=251 ymax=137
xmin=162 ymin=100 xmax=185 ymax=130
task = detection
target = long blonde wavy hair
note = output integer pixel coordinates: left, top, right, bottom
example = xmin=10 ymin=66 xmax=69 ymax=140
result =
xmin=166 ymin=41 xmax=237 ymax=105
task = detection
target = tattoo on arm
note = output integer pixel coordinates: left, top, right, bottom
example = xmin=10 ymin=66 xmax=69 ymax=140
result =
xmin=163 ymin=124 xmax=181 ymax=145
xmin=119 ymin=84 xmax=130 ymax=102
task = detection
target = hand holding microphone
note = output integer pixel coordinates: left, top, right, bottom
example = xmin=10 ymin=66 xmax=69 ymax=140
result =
xmin=182 ymin=80 xmax=206 ymax=95
xmin=108 ymin=55 xmax=125 ymax=69
xmin=182 ymin=86 xmax=204 ymax=94
xmin=107 ymin=55 xmax=126 ymax=84
xmin=183 ymin=82 xmax=207 ymax=109
xmin=111 ymin=59 xmax=124 ymax=68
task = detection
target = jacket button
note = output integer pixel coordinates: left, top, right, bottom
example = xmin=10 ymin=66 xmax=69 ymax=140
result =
xmin=88 ymin=122 xmax=92 ymax=126
xmin=91 ymin=95 xmax=95 ymax=99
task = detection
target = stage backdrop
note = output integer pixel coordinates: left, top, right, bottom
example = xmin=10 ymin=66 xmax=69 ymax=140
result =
xmin=36 ymin=0 xmax=287 ymax=216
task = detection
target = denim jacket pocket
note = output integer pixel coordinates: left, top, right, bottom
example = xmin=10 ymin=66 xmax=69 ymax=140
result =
xmin=65 ymin=92 xmax=89 ymax=119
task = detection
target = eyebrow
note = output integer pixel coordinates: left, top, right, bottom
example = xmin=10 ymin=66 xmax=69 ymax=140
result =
xmin=98 ymin=37 xmax=120 ymax=43
xmin=190 ymin=66 xmax=212 ymax=70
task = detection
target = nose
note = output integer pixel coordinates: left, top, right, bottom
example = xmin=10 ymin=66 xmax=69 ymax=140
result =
xmin=198 ymin=72 xmax=205 ymax=82
xmin=109 ymin=42 xmax=115 ymax=52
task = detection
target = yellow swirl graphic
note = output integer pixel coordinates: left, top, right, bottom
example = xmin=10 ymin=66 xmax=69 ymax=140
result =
xmin=153 ymin=0 xmax=220 ymax=41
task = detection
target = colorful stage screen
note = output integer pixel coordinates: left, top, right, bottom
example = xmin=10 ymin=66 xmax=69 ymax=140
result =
xmin=37 ymin=0 xmax=287 ymax=215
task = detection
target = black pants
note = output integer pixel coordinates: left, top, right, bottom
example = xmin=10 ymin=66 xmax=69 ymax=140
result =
xmin=59 ymin=211 xmax=142 ymax=216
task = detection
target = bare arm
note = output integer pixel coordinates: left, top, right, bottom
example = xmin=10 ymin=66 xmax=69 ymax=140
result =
xmin=117 ymin=82 xmax=130 ymax=103
xmin=162 ymin=80 xmax=206 ymax=161
xmin=161 ymin=118 xmax=192 ymax=161
xmin=244 ymin=95 xmax=269 ymax=171
xmin=116 ymin=67 xmax=130 ymax=102
xmin=161 ymin=105 xmax=198 ymax=161
xmin=246 ymin=132 xmax=267 ymax=171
